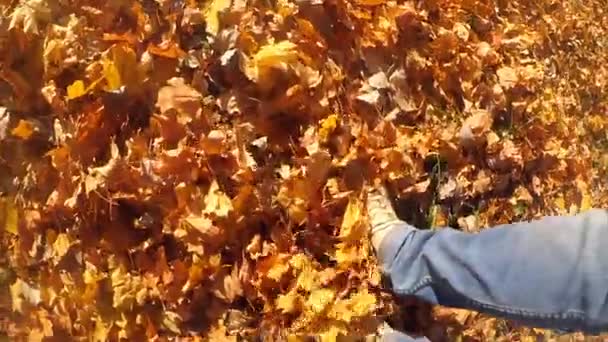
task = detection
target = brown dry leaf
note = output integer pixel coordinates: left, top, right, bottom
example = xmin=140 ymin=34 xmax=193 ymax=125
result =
xmin=157 ymin=77 xmax=203 ymax=116
xmin=496 ymin=66 xmax=519 ymax=89
xmin=9 ymin=0 xmax=51 ymax=35
xmin=213 ymin=265 xmax=244 ymax=302
xmin=0 ymin=107 xmax=9 ymax=140
xmin=2 ymin=0 xmax=607 ymax=338
xmin=459 ymin=109 xmax=493 ymax=149
xmin=183 ymin=215 xmax=218 ymax=236
xmin=148 ymin=40 xmax=186 ymax=59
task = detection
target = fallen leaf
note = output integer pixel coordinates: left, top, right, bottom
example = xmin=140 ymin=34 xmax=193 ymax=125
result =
xmin=148 ymin=40 xmax=186 ymax=59
xmin=0 ymin=107 xmax=9 ymax=140
xmin=66 ymin=80 xmax=88 ymax=99
xmin=156 ymin=77 xmax=203 ymax=116
xmin=10 ymin=278 xmax=41 ymax=313
xmin=497 ymin=66 xmax=519 ymax=89
xmin=204 ymin=180 xmax=233 ymax=217
xmin=459 ymin=109 xmax=493 ymax=149
xmin=246 ymin=41 xmax=299 ymax=82
xmin=52 ymin=233 xmax=73 ymax=262
xmin=339 ymin=197 xmax=366 ymax=242
xmin=11 ymin=119 xmax=35 ymax=139
xmin=9 ymin=0 xmax=51 ymax=35
xmin=306 ymin=288 xmax=335 ymax=314
xmin=276 ymin=290 xmax=301 ymax=314
xmin=204 ymin=0 xmax=232 ymax=35
xmin=161 ymin=311 xmax=182 ymax=334
xmin=183 ymin=215 xmax=218 ymax=236
xmin=1 ymin=198 xmax=19 ymax=235
xmin=102 ymin=57 xmax=122 ymax=91
xmin=356 ymin=0 xmax=387 ymax=6
xmin=93 ymin=318 xmax=111 ymax=342
xmin=318 ymin=114 xmax=339 ymax=142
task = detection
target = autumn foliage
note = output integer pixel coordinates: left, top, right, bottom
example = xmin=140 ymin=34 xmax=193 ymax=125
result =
xmin=0 ymin=0 xmax=607 ymax=340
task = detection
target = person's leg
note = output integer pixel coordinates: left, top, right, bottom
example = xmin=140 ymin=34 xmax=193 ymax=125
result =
xmin=377 ymin=209 xmax=608 ymax=333
xmin=381 ymin=331 xmax=430 ymax=342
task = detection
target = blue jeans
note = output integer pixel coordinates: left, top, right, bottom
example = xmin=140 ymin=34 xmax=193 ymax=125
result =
xmin=378 ymin=209 xmax=608 ymax=341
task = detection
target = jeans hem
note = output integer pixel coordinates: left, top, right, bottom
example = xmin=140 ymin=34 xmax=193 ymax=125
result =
xmin=396 ymin=279 xmax=592 ymax=330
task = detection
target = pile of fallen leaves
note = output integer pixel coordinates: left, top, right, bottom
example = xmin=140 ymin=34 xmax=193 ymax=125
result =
xmin=0 ymin=0 xmax=606 ymax=340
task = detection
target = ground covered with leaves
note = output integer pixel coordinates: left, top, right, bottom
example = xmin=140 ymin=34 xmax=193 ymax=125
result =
xmin=0 ymin=0 xmax=607 ymax=340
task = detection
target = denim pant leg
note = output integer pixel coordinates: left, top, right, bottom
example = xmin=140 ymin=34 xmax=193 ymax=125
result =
xmin=382 ymin=331 xmax=430 ymax=342
xmin=378 ymin=209 xmax=608 ymax=333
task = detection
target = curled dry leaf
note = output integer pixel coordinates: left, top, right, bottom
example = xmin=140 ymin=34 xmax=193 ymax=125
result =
xmin=0 ymin=107 xmax=9 ymax=140
xmin=459 ymin=109 xmax=493 ymax=149
xmin=157 ymin=77 xmax=203 ymax=116
xmin=496 ymin=66 xmax=519 ymax=89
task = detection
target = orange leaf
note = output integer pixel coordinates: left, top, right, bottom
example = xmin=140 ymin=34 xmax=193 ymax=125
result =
xmin=11 ymin=119 xmax=35 ymax=139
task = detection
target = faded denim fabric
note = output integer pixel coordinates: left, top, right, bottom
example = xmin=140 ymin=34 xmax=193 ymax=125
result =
xmin=378 ymin=209 xmax=608 ymax=341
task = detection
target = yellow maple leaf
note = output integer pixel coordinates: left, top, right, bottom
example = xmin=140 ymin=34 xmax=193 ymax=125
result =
xmin=329 ymin=289 xmax=376 ymax=323
xmin=289 ymin=253 xmax=318 ymax=291
xmin=246 ymin=41 xmax=299 ymax=83
xmin=203 ymin=0 xmax=231 ymax=36
xmin=266 ymin=254 xmax=291 ymax=282
xmin=296 ymin=267 xmax=317 ymax=292
xmin=276 ymin=290 xmax=301 ymax=314
xmin=349 ymin=289 xmax=377 ymax=316
xmin=335 ymin=243 xmax=366 ymax=268
xmin=339 ymin=197 xmax=366 ymax=241
xmin=204 ymin=180 xmax=233 ymax=217
xmin=52 ymin=233 xmax=72 ymax=263
xmin=329 ymin=299 xmax=353 ymax=322
xmin=318 ymin=114 xmax=339 ymax=142
xmin=580 ymin=192 xmax=592 ymax=211
xmin=92 ymin=317 xmax=111 ymax=342
xmin=554 ymin=195 xmax=566 ymax=214
xmin=319 ymin=324 xmax=348 ymax=342
xmin=306 ymin=288 xmax=335 ymax=314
